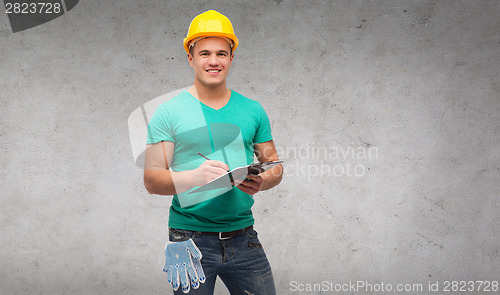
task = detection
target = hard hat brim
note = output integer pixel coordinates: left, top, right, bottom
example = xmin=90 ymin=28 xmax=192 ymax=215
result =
xmin=183 ymin=32 xmax=239 ymax=53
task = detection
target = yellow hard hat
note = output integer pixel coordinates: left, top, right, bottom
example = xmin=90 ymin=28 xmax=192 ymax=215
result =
xmin=183 ymin=10 xmax=239 ymax=53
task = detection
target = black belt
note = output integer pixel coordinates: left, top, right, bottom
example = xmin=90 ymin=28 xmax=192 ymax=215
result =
xmin=203 ymin=225 xmax=253 ymax=240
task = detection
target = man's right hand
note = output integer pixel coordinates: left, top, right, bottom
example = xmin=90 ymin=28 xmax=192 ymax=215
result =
xmin=194 ymin=160 xmax=229 ymax=186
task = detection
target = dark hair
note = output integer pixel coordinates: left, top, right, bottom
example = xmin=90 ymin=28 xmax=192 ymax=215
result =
xmin=189 ymin=39 xmax=233 ymax=56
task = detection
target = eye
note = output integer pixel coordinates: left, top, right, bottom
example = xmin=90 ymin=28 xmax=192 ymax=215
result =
xmin=218 ymin=52 xmax=227 ymax=57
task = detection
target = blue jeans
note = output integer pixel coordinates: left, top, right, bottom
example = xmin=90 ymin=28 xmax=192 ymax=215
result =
xmin=169 ymin=227 xmax=276 ymax=295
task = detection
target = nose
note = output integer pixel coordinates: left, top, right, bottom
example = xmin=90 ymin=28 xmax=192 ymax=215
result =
xmin=208 ymin=53 xmax=218 ymax=66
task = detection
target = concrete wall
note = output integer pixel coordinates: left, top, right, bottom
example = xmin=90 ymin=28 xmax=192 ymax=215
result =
xmin=1 ymin=0 xmax=498 ymax=294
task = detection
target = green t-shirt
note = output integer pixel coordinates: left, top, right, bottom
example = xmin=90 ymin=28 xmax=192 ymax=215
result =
xmin=146 ymin=90 xmax=273 ymax=231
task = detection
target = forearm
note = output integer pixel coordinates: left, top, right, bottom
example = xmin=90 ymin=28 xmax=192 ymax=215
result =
xmin=144 ymin=169 xmax=197 ymax=195
xmin=260 ymin=164 xmax=283 ymax=191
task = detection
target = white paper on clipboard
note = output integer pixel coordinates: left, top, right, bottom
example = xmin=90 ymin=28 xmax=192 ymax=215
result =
xmin=188 ymin=160 xmax=284 ymax=194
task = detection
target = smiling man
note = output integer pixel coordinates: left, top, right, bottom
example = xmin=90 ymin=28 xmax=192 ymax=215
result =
xmin=143 ymin=10 xmax=283 ymax=295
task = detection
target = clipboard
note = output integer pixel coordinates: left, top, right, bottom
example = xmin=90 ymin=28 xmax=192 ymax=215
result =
xmin=188 ymin=160 xmax=284 ymax=194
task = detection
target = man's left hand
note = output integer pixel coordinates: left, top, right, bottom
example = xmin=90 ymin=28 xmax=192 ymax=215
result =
xmin=236 ymin=174 xmax=263 ymax=195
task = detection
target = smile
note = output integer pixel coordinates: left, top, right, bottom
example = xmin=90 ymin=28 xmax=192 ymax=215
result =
xmin=206 ymin=69 xmax=221 ymax=73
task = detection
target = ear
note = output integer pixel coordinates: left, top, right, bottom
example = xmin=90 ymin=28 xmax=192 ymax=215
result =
xmin=187 ymin=53 xmax=194 ymax=67
xmin=229 ymin=53 xmax=234 ymax=63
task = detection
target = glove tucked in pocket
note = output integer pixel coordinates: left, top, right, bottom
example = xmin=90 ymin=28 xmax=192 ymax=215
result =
xmin=163 ymin=238 xmax=206 ymax=293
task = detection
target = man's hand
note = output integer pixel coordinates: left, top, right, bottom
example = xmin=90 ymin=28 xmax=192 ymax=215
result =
xmin=194 ymin=160 xmax=229 ymax=187
xmin=237 ymin=174 xmax=263 ymax=195
xmin=253 ymin=140 xmax=283 ymax=191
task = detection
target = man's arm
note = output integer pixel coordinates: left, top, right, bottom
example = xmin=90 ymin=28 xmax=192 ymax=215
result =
xmin=255 ymin=140 xmax=283 ymax=191
xmin=144 ymin=141 xmax=228 ymax=195
xmin=237 ymin=140 xmax=283 ymax=195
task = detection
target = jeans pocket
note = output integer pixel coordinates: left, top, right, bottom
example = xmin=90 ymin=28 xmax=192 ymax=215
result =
xmin=169 ymin=228 xmax=192 ymax=242
xmin=245 ymin=227 xmax=258 ymax=238
xmin=246 ymin=228 xmax=263 ymax=248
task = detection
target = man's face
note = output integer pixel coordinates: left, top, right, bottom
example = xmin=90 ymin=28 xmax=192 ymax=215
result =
xmin=188 ymin=37 xmax=234 ymax=88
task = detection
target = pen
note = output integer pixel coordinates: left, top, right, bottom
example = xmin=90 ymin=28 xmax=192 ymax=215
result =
xmin=197 ymin=152 xmax=211 ymax=161
xmin=198 ymin=152 xmax=234 ymax=184
xmin=198 ymin=152 xmax=229 ymax=171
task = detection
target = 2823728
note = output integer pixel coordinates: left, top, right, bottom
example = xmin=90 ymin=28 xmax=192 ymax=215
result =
xmin=5 ymin=2 xmax=62 ymax=14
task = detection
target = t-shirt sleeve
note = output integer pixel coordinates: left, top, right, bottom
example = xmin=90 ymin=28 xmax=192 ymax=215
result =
xmin=253 ymin=102 xmax=273 ymax=144
xmin=146 ymin=104 xmax=175 ymax=144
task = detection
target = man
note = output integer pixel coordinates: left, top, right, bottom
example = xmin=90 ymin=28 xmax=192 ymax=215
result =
xmin=144 ymin=10 xmax=283 ymax=294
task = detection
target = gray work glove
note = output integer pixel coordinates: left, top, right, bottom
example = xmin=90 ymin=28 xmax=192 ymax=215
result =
xmin=163 ymin=239 xmax=206 ymax=293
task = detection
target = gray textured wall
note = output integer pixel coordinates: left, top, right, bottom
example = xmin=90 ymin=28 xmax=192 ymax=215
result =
xmin=1 ymin=1 xmax=499 ymax=294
